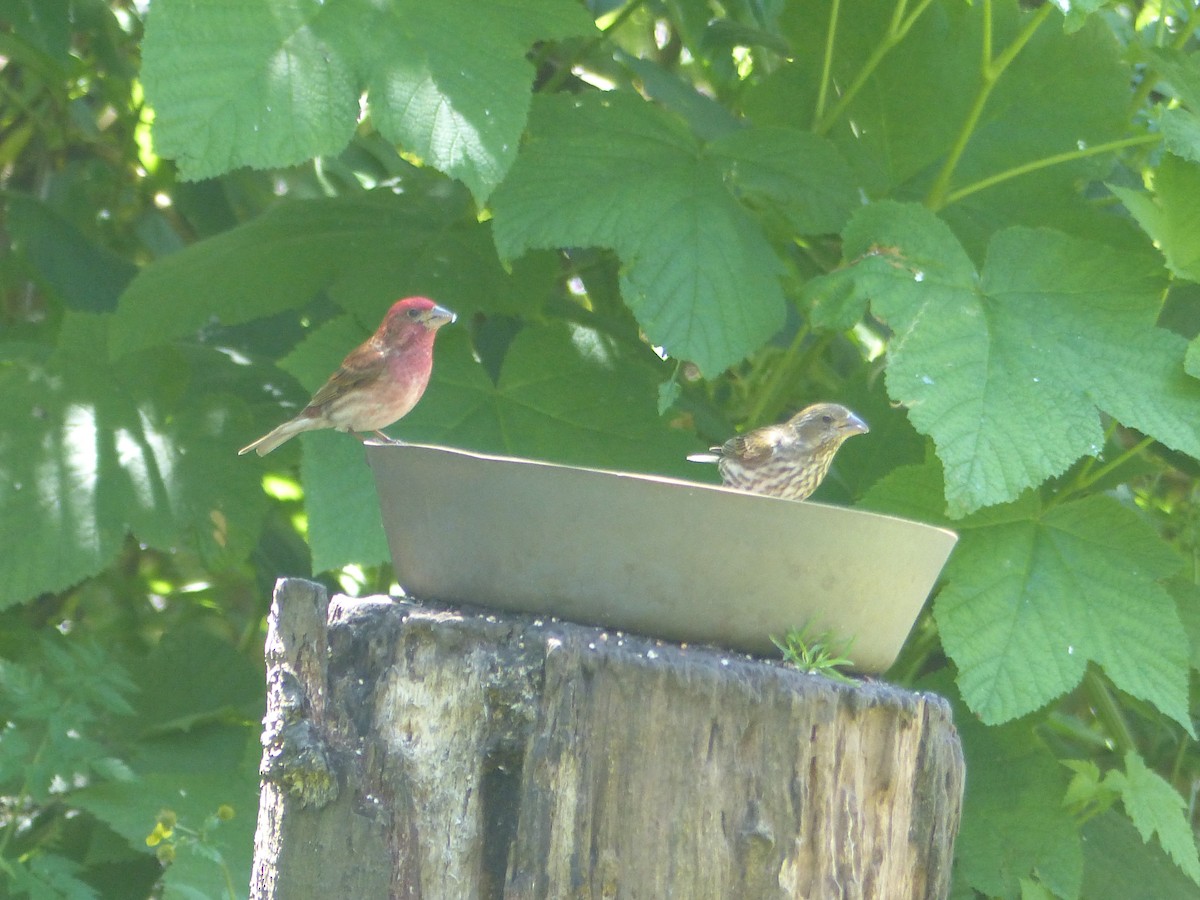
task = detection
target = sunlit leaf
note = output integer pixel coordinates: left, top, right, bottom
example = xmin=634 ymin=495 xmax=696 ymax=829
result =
xmin=0 ymin=315 xmax=267 ymax=606
xmin=813 ymin=202 xmax=1200 ymax=517
xmin=935 ymin=496 xmax=1189 ymax=731
xmin=113 ymin=188 xmax=552 ymax=358
xmin=141 ymin=0 xmax=594 ymax=199
xmin=491 ymin=93 xmax=791 ymax=375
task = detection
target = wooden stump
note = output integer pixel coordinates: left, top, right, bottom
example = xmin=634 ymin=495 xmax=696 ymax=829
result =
xmin=250 ymin=578 xmax=964 ymax=900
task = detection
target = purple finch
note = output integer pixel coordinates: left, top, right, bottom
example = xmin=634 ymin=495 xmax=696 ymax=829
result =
xmin=689 ymin=402 xmax=869 ymax=500
xmin=238 ymin=296 xmax=456 ymax=456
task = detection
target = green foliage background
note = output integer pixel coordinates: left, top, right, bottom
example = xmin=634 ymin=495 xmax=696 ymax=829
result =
xmin=3 ymin=0 xmax=1200 ymax=896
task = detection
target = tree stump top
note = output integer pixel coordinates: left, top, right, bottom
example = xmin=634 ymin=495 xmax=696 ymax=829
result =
xmin=252 ymin=578 xmax=964 ymax=900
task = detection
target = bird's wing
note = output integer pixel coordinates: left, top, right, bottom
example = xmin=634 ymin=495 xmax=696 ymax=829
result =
xmin=723 ymin=427 xmax=784 ymax=468
xmin=305 ymin=343 xmax=387 ymax=410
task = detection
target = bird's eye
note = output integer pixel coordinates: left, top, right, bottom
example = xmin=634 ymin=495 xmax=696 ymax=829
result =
xmin=407 ymin=308 xmax=422 ymax=318
xmin=821 ymin=414 xmax=833 ymax=424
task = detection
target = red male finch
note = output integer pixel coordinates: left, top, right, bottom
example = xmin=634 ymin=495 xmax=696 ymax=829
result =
xmin=689 ymin=402 xmax=869 ymax=500
xmin=238 ymin=296 xmax=456 ymax=457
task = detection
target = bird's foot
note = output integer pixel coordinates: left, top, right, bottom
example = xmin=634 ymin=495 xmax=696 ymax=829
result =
xmin=371 ymin=431 xmax=406 ymax=445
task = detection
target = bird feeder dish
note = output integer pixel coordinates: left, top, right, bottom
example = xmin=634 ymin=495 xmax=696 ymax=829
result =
xmin=367 ymin=443 xmax=957 ymax=672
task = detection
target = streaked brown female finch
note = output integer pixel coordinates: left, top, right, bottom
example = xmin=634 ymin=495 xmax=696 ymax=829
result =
xmin=238 ymin=296 xmax=456 ymax=456
xmin=689 ymin=402 xmax=869 ymax=500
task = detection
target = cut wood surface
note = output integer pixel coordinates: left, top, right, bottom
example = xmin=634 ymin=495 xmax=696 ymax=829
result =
xmin=251 ymin=578 xmax=964 ymax=900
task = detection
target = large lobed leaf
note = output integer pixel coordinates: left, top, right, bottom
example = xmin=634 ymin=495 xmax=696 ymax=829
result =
xmin=813 ymin=201 xmax=1200 ymax=517
xmin=112 ymin=188 xmax=550 ymax=358
xmin=865 ymin=462 xmax=1191 ymax=733
xmin=491 ymin=93 xmax=858 ymax=374
xmin=140 ymin=0 xmax=594 ymax=200
xmin=0 ymin=315 xmax=267 ymax=608
xmin=939 ymin=495 xmax=1191 ymax=734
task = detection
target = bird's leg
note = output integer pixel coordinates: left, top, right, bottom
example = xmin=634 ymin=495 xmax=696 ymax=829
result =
xmin=371 ymin=430 xmax=405 ymax=445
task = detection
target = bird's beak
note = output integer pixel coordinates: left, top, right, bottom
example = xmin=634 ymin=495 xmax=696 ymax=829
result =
xmin=845 ymin=412 xmax=869 ymax=435
xmin=428 ymin=304 xmax=457 ymax=328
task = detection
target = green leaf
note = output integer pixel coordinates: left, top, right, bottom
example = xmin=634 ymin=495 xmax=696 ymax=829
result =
xmin=1062 ymin=759 xmax=1117 ymax=815
xmin=935 ymin=494 xmax=1191 ymax=731
xmin=1017 ymin=877 xmax=1058 ymax=900
xmin=113 ymin=188 xmax=546 ymax=357
xmin=141 ymin=0 xmax=594 ymax=199
xmin=1153 ymin=48 xmax=1200 ymax=163
xmin=0 ymin=314 xmax=267 ymax=607
xmin=857 ymin=455 xmax=949 ymax=525
xmin=402 ymin=326 xmax=699 ymax=474
xmin=1148 ymin=47 xmax=1200 ymax=111
xmin=329 ymin=0 xmax=593 ymax=202
xmin=813 ymin=202 xmax=1200 ymax=517
xmin=6 ymin=194 xmax=137 ymax=313
xmin=75 ymin=734 xmax=259 ymax=900
xmin=10 ymin=854 xmax=99 ymax=900
xmin=1161 ymin=109 xmax=1200 ymax=164
xmin=141 ymin=0 xmax=357 ymax=178
xmin=1059 ymin=0 xmax=1107 ymax=33
xmin=1109 ymin=752 xmax=1200 ymax=885
xmin=1187 ymin=337 xmax=1200 ymax=381
xmin=949 ymin=687 xmax=1083 ymax=899
xmin=300 ymin=431 xmax=392 ymax=573
xmin=1110 ymin=155 xmax=1200 ymax=283
xmin=705 ymin=126 xmax=860 ymax=235
xmin=1082 ymin=810 xmax=1200 ymax=899
xmin=491 ymin=92 xmax=788 ymax=376
xmin=0 ymin=0 xmax=72 ymax=64
xmin=1167 ymin=577 xmax=1200 ymax=671
xmin=616 ymin=52 xmax=742 ymax=141
xmin=132 ymin=626 xmax=264 ymax=734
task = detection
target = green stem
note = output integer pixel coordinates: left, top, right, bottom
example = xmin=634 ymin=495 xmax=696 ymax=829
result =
xmin=1070 ymin=435 xmax=1156 ymax=495
xmin=1069 ymin=419 xmax=1118 ymax=489
xmin=981 ymin=0 xmax=992 ymax=69
xmin=891 ymin=620 xmax=941 ymax=686
xmin=1084 ymin=668 xmax=1136 ymax=757
xmin=986 ymin=0 xmax=1052 ymax=78
xmin=1042 ymin=711 xmax=1119 ymax=753
xmin=926 ymin=2 xmax=1054 ymax=210
xmin=940 ymin=134 xmax=1162 ymax=208
xmin=540 ymin=0 xmax=648 ymax=94
xmin=1170 ymin=733 xmax=1190 ymax=787
xmin=812 ymin=0 xmax=842 ymax=127
xmin=746 ymin=324 xmax=812 ymax=427
xmin=814 ymin=0 xmax=936 ymax=136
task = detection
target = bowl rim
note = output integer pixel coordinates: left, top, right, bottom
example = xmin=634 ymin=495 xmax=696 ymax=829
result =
xmin=365 ymin=440 xmax=958 ymax=539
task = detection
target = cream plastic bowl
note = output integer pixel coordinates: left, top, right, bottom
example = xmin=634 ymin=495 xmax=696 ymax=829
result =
xmin=367 ymin=443 xmax=957 ymax=672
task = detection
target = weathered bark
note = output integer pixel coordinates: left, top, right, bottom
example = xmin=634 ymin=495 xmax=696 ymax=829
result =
xmin=251 ymin=578 xmax=964 ymax=900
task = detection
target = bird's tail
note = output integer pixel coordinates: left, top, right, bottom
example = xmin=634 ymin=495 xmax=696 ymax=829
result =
xmin=687 ymin=451 xmax=721 ymax=464
xmin=237 ymin=417 xmax=317 ymax=456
